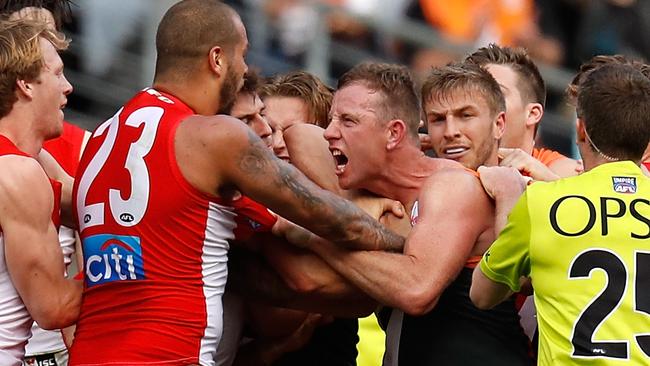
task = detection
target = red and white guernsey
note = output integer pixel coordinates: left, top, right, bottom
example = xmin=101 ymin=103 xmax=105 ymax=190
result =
xmin=0 ymin=135 xmax=61 ymax=366
xmin=70 ymin=89 xmax=270 ymax=365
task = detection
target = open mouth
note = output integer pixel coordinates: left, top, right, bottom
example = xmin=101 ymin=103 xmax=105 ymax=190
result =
xmin=442 ymin=146 xmax=469 ymax=159
xmin=331 ymin=148 xmax=349 ymax=174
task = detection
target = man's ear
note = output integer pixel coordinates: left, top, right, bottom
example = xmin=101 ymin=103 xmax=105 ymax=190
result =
xmin=493 ymin=111 xmax=506 ymax=139
xmin=207 ymin=46 xmax=224 ymax=77
xmin=386 ymin=119 xmax=407 ymax=150
xmin=16 ymin=79 xmax=33 ymax=100
xmin=575 ymin=117 xmax=586 ymax=144
xmin=525 ymin=102 xmax=543 ymax=128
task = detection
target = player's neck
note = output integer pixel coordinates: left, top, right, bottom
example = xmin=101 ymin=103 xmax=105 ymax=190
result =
xmin=373 ymin=149 xmax=435 ymax=206
xmin=521 ymin=136 xmax=535 ymax=155
xmin=152 ymin=80 xmax=219 ymax=116
xmin=0 ymin=110 xmax=44 ymax=156
xmin=503 ymin=135 xmax=534 ymax=155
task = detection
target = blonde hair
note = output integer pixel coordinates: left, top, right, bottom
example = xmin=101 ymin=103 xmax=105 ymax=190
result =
xmin=0 ymin=18 xmax=68 ymax=118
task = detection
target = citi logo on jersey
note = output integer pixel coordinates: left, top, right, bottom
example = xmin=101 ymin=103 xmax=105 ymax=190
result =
xmin=84 ymin=234 xmax=145 ymax=286
xmin=612 ymin=176 xmax=637 ymax=194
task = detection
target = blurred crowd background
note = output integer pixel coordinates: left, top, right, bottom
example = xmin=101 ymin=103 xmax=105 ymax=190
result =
xmin=62 ymin=0 xmax=650 ymax=159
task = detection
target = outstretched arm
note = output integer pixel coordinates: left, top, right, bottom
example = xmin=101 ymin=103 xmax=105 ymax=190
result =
xmin=0 ymin=156 xmax=81 ymax=329
xmin=180 ymin=116 xmax=404 ymax=252
xmin=306 ymin=169 xmax=492 ymax=315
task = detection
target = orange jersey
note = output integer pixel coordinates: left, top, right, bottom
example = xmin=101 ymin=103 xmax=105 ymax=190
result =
xmin=532 ymin=147 xmax=567 ymax=167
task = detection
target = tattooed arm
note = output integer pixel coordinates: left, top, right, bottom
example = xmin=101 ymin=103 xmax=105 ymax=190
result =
xmin=175 ymin=115 xmax=404 ymax=252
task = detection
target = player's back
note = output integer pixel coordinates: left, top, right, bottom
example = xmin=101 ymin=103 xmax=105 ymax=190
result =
xmin=526 ymin=161 xmax=650 ymax=365
xmin=70 ymin=89 xmax=237 ymax=365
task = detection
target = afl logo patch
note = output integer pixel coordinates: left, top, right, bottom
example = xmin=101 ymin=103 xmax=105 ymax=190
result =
xmin=612 ymin=176 xmax=636 ymax=194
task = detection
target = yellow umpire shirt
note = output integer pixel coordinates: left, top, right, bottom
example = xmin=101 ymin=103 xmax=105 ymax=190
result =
xmin=480 ymin=161 xmax=650 ymax=365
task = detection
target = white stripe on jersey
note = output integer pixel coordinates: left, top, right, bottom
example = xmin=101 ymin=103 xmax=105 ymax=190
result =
xmin=0 ymin=235 xmax=33 ymax=366
xmin=198 ymin=202 xmax=237 ymax=365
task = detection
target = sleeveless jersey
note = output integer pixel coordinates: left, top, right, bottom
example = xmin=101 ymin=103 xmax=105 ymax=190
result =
xmin=480 ymin=161 xmax=650 ymax=365
xmin=532 ymin=147 xmax=567 ymax=167
xmin=69 ymin=88 xmax=240 ymax=365
xmin=26 ymin=121 xmax=87 ymax=358
xmin=0 ymin=135 xmax=61 ymax=366
xmin=382 ymin=197 xmax=531 ymax=366
xmin=643 ymin=161 xmax=649 ymax=172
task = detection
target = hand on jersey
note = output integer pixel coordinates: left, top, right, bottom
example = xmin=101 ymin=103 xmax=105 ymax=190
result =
xmin=477 ymin=165 xmax=527 ymax=201
xmin=379 ymin=207 xmax=411 ymax=242
xmin=348 ymin=192 xmax=405 ymax=222
xmin=498 ymin=148 xmax=560 ymax=182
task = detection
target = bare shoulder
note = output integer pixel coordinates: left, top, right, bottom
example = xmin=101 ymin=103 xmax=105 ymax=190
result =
xmin=173 ymin=114 xmax=255 ymax=195
xmin=0 ymin=154 xmax=48 ymax=191
xmin=176 ymin=114 xmax=250 ymax=146
xmin=421 ymin=165 xmax=487 ymax=205
xmin=0 ymin=155 xmax=52 ymax=220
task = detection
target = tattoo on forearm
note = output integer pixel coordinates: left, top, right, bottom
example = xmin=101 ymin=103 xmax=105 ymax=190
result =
xmin=237 ymin=130 xmax=405 ymax=252
xmin=274 ymin=162 xmax=323 ymax=211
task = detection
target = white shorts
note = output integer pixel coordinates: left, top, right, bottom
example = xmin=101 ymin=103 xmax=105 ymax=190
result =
xmin=23 ymin=348 xmax=68 ymax=366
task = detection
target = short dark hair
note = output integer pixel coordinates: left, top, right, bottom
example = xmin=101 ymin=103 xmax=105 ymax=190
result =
xmin=155 ymin=0 xmax=240 ymax=81
xmin=465 ymin=43 xmax=546 ymax=107
xmin=337 ymin=62 xmax=420 ymax=139
xmin=0 ymin=0 xmax=72 ymax=29
xmin=258 ymin=71 xmax=333 ymax=128
xmin=567 ymin=54 xmax=650 ymax=106
xmin=577 ymin=64 xmax=650 ymax=161
xmin=421 ymin=62 xmax=505 ymax=117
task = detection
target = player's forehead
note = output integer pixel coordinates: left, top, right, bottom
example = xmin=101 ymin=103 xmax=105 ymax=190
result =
xmin=485 ymin=64 xmax=521 ymax=96
xmin=40 ymin=37 xmax=62 ymax=70
xmin=231 ymin=92 xmax=256 ymax=116
xmin=425 ymin=88 xmax=490 ymax=114
xmin=332 ymin=83 xmax=380 ymax=117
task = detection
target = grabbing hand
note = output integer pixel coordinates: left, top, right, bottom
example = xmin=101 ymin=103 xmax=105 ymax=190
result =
xmin=477 ymin=165 xmax=527 ymax=200
xmin=350 ymin=193 xmax=405 ymax=221
xmin=498 ymin=148 xmax=559 ymax=182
